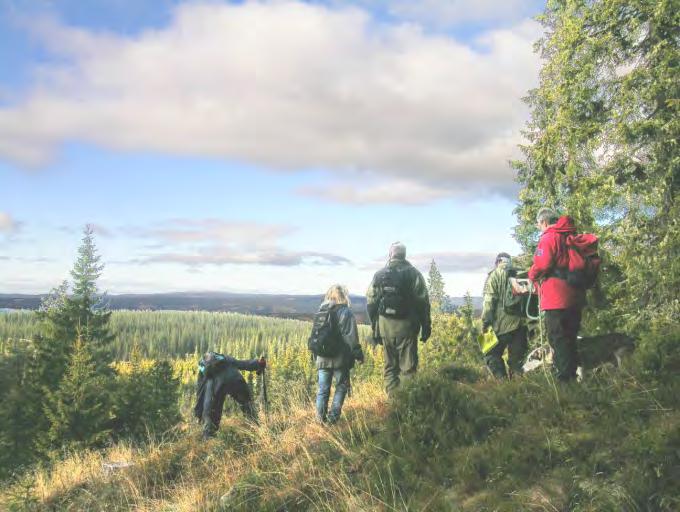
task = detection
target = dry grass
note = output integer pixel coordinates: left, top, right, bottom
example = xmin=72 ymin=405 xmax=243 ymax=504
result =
xmin=4 ymin=379 xmax=398 ymax=511
xmin=4 ymin=349 xmax=678 ymax=511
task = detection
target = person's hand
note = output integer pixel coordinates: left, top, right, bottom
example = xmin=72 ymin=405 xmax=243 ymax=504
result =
xmin=420 ymin=325 xmax=431 ymax=342
xmin=257 ymin=357 xmax=267 ymax=374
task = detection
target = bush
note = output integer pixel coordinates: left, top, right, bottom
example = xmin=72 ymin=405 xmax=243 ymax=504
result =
xmin=633 ymin=318 xmax=680 ymax=380
xmin=111 ymin=357 xmax=181 ymax=442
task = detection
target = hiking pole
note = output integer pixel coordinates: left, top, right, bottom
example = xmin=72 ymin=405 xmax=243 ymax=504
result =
xmin=261 ymin=367 xmax=269 ymax=414
xmin=258 ymin=352 xmax=269 ymax=417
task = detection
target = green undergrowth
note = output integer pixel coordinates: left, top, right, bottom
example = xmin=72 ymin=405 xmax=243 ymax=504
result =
xmin=375 ymin=365 xmax=679 ymax=511
xmin=3 ymin=341 xmax=679 ymax=512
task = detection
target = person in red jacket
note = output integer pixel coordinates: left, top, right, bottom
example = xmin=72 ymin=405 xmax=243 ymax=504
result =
xmin=528 ymin=208 xmax=585 ymax=381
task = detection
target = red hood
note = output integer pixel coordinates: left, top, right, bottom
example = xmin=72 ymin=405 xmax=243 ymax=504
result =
xmin=546 ymin=215 xmax=577 ymax=235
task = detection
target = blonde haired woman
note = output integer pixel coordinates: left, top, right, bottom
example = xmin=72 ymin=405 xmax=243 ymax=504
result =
xmin=312 ymin=284 xmax=364 ymax=424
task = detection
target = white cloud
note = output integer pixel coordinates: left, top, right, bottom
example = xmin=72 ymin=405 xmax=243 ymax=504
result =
xmin=143 ymin=248 xmax=350 ymax=267
xmin=363 ymin=250 xmax=496 ymax=273
xmin=135 ymin=219 xmax=295 ymax=248
xmin=408 ymin=251 xmax=497 ymax=273
xmin=298 ymin=178 xmax=453 ymax=205
xmin=125 ymin=218 xmax=351 ymax=267
xmin=0 ymin=1 xmax=541 ymax=193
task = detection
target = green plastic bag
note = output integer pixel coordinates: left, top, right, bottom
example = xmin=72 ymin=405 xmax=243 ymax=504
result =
xmin=477 ymin=329 xmax=499 ymax=355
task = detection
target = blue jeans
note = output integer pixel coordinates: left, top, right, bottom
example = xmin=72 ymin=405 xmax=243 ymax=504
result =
xmin=316 ymin=368 xmax=350 ymax=423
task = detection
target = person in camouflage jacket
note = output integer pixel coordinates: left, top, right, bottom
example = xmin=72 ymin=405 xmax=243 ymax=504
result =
xmin=481 ymin=253 xmax=528 ymax=378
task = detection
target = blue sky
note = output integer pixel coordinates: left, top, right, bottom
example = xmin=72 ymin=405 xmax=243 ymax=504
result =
xmin=0 ymin=0 xmax=545 ymax=296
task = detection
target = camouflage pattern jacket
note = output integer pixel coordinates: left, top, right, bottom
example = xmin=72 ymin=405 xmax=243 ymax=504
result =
xmin=481 ymin=262 xmax=522 ymax=337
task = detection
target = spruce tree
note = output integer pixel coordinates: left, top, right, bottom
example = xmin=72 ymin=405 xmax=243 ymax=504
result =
xmin=145 ymin=361 xmax=181 ymax=434
xmin=459 ymin=291 xmax=478 ymax=344
xmin=110 ymin=344 xmax=148 ymax=440
xmin=42 ymin=337 xmax=111 ymax=454
xmin=36 ymin=225 xmax=114 ymax=379
xmin=427 ymin=260 xmax=446 ymax=313
xmin=512 ymin=0 xmax=679 ymax=329
xmin=111 ymin=343 xmax=180 ymax=441
xmin=69 ymin=225 xmax=113 ymax=351
xmin=19 ymin=226 xmax=115 ymax=458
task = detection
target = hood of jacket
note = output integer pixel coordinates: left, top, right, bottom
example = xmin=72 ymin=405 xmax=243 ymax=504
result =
xmin=545 ymin=215 xmax=577 ymax=235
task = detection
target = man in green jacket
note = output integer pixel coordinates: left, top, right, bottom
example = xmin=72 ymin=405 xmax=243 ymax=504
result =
xmin=481 ymin=253 xmax=528 ymax=379
xmin=367 ymin=242 xmax=431 ymax=394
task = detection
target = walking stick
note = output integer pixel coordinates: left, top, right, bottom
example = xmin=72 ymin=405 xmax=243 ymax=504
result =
xmin=258 ymin=352 xmax=269 ymax=416
xmin=260 ymin=367 xmax=269 ymax=414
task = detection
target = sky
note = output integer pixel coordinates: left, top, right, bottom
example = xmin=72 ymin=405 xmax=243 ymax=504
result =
xmin=0 ymin=0 xmax=546 ymax=297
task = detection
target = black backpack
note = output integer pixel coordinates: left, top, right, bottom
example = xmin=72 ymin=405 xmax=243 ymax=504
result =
xmin=198 ymin=352 xmax=228 ymax=378
xmin=500 ymin=269 xmax=524 ymax=316
xmin=308 ymin=303 xmax=343 ymax=357
xmin=377 ymin=266 xmax=412 ymax=319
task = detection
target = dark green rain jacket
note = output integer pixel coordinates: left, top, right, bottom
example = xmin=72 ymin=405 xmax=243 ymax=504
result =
xmin=481 ymin=261 xmax=522 ymax=336
xmin=366 ymin=258 xmax=431 ymax=340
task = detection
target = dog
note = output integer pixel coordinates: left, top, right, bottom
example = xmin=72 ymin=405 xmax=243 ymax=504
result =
xmin=577 ymin=332 xmax=636 ymax=371
xmin=522 ymin=333 xmax=636 ymax=376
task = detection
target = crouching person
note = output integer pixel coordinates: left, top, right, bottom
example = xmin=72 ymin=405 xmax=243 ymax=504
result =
xmin=194 ymin=351 xmax=266 ymax=438
xmin=309 ymin=285 xmax=364 ymax=424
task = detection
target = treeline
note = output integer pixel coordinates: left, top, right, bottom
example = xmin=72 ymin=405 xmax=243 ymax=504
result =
xmin=1 ymin=310 xmax=319 ymax=360
xmin=0 ymin=292 xmax=372 ymax=320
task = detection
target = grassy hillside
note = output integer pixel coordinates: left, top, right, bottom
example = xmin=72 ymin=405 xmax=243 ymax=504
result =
xmin=3 ymin=326 xmax=677 ymax=512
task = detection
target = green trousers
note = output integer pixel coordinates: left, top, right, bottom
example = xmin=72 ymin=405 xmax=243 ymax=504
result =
xmin=383 ymin=335 xmax=418 ymax=394
xmin=484 ymin=326 xmax=528 ymax=379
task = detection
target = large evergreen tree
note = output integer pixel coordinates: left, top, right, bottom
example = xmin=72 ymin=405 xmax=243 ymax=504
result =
xmin=427 ymin=260 xmax=447 ymax=312
xmin=69 ymin=226 xmax=113 ymax=351
xmin=35 ymin=225 xmax=114 ymax=382
xmin=513 ymin=0 xmax=679 ymax=329
xmin=9 ymin=226 xmax=115 ymax=464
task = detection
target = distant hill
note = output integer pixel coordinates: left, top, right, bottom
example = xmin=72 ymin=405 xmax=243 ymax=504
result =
xmin=0 ymin=292 xmax=482 ymax=322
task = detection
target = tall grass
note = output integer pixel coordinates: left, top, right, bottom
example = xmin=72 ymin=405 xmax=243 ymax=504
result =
xmin=2 ymin=311 xmax=677 ymax=511
xmin=5 ymin=359 xmax=677 ymax=511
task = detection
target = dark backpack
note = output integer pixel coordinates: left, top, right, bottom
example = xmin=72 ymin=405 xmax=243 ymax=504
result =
xmin=377 ymin=266 xmax=412 ymax=319
xmin=199 ymin=352 xmax=228 ymax=378
xmin=308 ymin=304 xmax=343 ymax=357
xmin=502 ymin=276 xmax=524 ymax=316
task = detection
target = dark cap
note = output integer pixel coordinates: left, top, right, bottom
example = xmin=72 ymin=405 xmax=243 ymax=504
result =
xmin=495 ymin=252 xmax=511 ymax=265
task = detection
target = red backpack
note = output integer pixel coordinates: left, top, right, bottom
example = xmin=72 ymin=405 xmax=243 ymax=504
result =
xmin=563 ymin=233 xmax=601 ymax=289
